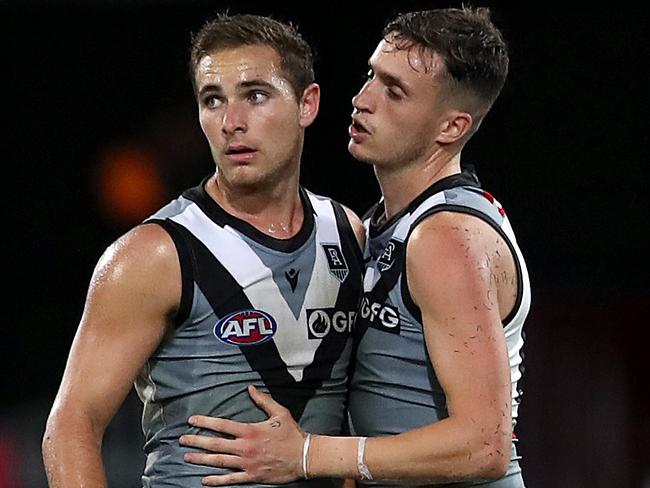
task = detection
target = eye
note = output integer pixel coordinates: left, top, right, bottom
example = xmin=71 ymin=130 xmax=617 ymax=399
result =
xmin=386 ymin=87 xmax=403 ymax=100
xmin=203 ymin=95 xmax=223 ymax=109
xmin=248 ymin=91 xmax=269 ymax=104
xmin=364 ymin=69 xmax=374 ymax=81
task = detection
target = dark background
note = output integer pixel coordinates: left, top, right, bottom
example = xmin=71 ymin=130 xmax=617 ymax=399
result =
xmin=2 ymin=1 xmax=648 ymax=487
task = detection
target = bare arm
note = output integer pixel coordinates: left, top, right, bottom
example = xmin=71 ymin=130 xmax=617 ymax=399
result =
xmin=179 ymin=212 xmax=517 ymax=485
xmin=42 ymin=224 xmax=180 ymax=487
xmin=354 ymin=212 xmax=515 ymax=481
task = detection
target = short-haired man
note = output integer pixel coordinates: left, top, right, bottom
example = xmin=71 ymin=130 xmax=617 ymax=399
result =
xmin=42 ymin=14 xmax=364 ymax=487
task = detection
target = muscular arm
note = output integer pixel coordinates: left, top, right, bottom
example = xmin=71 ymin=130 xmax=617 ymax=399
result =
xmin=42 ymin=224 xmax=181 ymax=487
xmin=352 ymin=211 xmax=516 ymax=481
xmin=179 ymin=212 xmax=517 ymax=485
xmin=302 ymin=212 xmax=514 ymax=482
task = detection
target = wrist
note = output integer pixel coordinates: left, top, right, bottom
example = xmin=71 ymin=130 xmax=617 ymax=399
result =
xmin=356 ymin=437 xmax=373 ymax=481
xmin=301 ymin=433 xmax=312 ymax=479
xmin=308 ymin=435 xmax=361 ymax=479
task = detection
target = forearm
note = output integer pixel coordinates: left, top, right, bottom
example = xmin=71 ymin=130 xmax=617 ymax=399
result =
xmin=180 ymin=388 xmax=508 ymax=485
xmin=42 ymin=411 xmax=108 ymax=488
xmin=309 ymin=417 xmax=510 ymax=483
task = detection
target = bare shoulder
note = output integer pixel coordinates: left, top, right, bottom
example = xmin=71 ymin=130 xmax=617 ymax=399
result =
xmin=340 ymin=204 xmax=366 ymax=249
xmin=406 ymin=211 xmax=516 ymax=320
xmin=408 ymin=211 xmax=506 ymax=266
xmin=95 ymin=223 xmax=176 ymax=274
xmin=90 ymin=223 xmax=180 ymax=310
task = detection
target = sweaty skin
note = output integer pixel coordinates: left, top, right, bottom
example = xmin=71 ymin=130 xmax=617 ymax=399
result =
xmin=175 ymin=26 xmax=523 ymax=486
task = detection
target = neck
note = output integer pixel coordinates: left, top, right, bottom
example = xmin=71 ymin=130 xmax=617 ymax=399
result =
xmin=205 ymin=171 xmax=304 ymax=238
xmin=376 ymin=148 xmax=462 ymax=220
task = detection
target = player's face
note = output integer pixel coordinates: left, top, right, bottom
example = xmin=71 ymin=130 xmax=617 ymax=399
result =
xmin=195 ymin=45 xmax=318 ymax=189
xmin=348 ymin=37 xmax=450 ymax=168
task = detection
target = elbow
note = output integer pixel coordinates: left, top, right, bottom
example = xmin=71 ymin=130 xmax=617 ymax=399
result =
xmin=42 ymin=410 xmax=61 ymax=470
xmin=42 ymin=404 xmax=99 ymax=457
xmin=42 ymin=408 xmax=63 ymax=459
xmin=479 ymin=453 xmax=509 ymax=480
xmin=470 ymin=434 xmax=511 ymax=480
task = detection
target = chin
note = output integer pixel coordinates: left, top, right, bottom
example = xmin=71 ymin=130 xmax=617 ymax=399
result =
xmin=348 ymin=142 xmax=376 ymax=165
xmin=233 ymin=175 xmax=268 ymax=190
xmin=221 ymin=167 xmax=265 ymax=189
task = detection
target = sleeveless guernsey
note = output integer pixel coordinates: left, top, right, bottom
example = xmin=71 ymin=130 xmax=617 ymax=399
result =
xmin=135 ymin=178 xmax=363 ymax=487
xmin=349 ymin=171 xmax=530 ymax=488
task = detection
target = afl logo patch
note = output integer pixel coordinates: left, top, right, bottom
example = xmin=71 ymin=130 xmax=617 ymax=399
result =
xmin=214 ymin=309 xmax=277 ymax=346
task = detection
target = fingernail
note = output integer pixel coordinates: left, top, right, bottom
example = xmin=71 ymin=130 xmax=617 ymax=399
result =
xmin=188 ymin=416 xmax=196 ymax=425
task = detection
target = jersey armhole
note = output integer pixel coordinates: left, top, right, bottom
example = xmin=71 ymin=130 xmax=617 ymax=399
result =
xmin=330 ymin=201 xmax=363 ymax=400
xmin=401 ymin=205 xmax=524 ymax=327
xmin=331 ymin=201 xmax=364 ymax=268
xmin=144 ymin=218 xmax=194 ymax=328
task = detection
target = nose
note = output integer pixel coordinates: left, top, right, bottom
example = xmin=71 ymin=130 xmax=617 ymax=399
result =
xmin=221 ymin=102 xmax=247 ymax=136
xmin=352 ymin=80 xmax=374 ymax=114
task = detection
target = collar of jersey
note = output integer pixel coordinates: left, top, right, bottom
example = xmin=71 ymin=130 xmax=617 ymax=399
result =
xmin=368 ymin=168 xmax=481 ymax=238
xmin=182 ymin=175 xmax=316 ymax=253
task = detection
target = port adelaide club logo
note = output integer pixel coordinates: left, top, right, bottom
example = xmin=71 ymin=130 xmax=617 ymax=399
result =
xmin=214 ymin=309 xmax=277 ymax=346
xmin=377 ymin=238 xmax=401 ymax=272
xmin=322 ymin=244 xmax=348 ymax=282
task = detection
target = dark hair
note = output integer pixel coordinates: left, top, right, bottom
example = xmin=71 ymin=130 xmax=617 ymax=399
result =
xmin=383 ymin=7 xmax=509 ymax=119
xmin=189 ymin=13 xmax=315 ymax=99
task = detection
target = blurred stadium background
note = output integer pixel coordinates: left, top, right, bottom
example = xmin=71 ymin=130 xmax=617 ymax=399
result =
xmin=2 ymin=1 xmax=648 ymax=486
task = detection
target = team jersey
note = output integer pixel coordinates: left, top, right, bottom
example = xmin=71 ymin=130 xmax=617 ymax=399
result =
xmin=348 ymin=170 xmax=530 ymax=488
xmin=134 ymin=177 xmax=363 ymax=488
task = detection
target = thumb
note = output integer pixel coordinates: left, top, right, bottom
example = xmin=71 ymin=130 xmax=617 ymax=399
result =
xmin=248 ymin=384 xmax=287 ymax=418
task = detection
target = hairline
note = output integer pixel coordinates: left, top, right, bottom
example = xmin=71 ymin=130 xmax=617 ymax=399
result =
xmin=191 ymin=42 xmax=304 ymax=100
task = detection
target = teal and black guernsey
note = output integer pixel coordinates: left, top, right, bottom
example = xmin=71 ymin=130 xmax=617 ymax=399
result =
xmin=349 ymin=170 xmax=531 ymax=488
xmin=136 ymin=177 xmax=363 ymax=487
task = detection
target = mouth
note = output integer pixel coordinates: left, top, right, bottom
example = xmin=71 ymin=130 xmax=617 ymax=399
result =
xmin=352 ymin=118 xmax=369 ymax=133
xmin=349 ymin=118 xmax=370 ymax=141
xmin=225 ymin=145 xmax=258 ymax=161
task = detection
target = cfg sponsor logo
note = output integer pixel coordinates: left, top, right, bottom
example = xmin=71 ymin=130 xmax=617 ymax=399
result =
xmin=306 ymin=308 xmax=356 ymax=339
xmin=214 ymin=309 xmax=277 ymax=346
xmin=358 ymin=295 xmax=400 ymax=333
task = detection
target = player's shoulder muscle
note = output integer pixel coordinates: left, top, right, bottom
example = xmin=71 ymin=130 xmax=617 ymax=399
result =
xmin=89 ymin=223 xmax=181 ymax=314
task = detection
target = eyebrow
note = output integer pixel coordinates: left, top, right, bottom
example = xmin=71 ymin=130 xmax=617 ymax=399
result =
xmin=198 ymin=79 xmax=279 ymax=97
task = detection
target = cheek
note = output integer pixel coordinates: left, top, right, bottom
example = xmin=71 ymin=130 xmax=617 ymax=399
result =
xmin=198 ymin=112 xmax=224 ymax=141
xmin=372 ymin=111 xmax=433 ymax=160
xmin=198 ymin=112 xmax=211 ymax=135
xmin=374 ymin=112 xmax=414 ymax=151
xmin=386 ymin=109 xmax=432 ymax=142
xmin=259 ymin=110 xmax=301 ymax=141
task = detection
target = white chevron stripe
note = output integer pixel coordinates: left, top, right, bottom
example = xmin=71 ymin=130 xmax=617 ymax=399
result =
xmin=171 ymin=200 xmax=344 ymax=382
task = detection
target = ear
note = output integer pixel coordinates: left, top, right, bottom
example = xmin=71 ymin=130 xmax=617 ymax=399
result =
xmin=436 ymin=110 xmax=473 ymax=144
xmin=298 ymin=83 xmax=320 ymax=128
